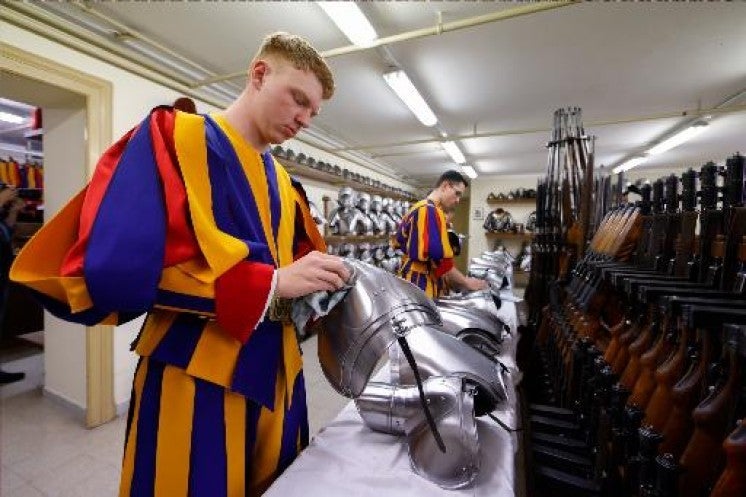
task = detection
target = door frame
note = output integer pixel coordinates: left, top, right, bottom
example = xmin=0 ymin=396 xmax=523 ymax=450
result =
xmin=1 ymin=42 xmax=115 ymax=427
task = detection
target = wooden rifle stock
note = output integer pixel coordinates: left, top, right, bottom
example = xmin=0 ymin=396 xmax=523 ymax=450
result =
xmin=619 ymin=311 xmax=656 ymax=390
xmin=678 ymin=325 xmax=744 ymax=497
xmin=709 ymin=421 xmax=746 ymax=497
xmin=659 ymin=326 xmax=713 ymax=458
xmin=628 ymin=314 xmax=676 ymax=410
xmin=642 ymin=324 xmax=689 ymax=432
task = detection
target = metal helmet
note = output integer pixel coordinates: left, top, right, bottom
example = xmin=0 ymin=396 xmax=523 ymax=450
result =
xmin=355 ymin=377 xmax=480 ymax=489
xmin=338 ymin=186 xmax=356 ymax=209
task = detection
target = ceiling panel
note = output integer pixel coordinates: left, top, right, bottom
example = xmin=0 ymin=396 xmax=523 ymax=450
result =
xmin=17 ymin=2 xmax=746 ymax=185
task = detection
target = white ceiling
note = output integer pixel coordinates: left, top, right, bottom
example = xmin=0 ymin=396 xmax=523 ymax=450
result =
xmin=8 ymin=2 xmax=746 ymax=185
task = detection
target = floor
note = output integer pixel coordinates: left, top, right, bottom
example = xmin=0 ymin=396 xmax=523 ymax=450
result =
xmin=0 ymin=334 xmax=349 ymax=497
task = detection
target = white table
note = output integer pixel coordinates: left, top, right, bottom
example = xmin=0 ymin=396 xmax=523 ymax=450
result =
xmin=266 ymin=293 xmax=522 ymax=497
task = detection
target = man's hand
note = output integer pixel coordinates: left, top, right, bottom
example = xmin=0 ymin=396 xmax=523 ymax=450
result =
xmin=463 ymin=277 xmax=488 ymax=292
xmin=0 ymin=187 xmax=17 ymax=206
xmin=276 ymin=251 xmax=351 ymax=298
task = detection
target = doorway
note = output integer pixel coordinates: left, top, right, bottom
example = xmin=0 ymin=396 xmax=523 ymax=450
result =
xmin=0 ymin=43 xmax=115 ymax=427
xmin=0 ymin=94 xmax=46 ymax=401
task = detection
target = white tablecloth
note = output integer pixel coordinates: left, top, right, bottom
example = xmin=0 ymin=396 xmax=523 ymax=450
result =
xmin=265 ymin=293 xmax=522 ymax=497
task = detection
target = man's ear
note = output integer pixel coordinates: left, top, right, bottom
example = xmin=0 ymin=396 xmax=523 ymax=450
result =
xmin=249 ymin=59 xmax=270 ymax=90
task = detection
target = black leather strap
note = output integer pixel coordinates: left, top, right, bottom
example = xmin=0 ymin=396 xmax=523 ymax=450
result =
xmin=396 ymin=335 xmax=446 ymax=453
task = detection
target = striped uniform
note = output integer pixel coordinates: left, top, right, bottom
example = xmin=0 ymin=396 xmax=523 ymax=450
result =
xmin=11 ymin=107 xmax=325 ymax=497
xmin=394 ymin=199 xmax=454 ymax=298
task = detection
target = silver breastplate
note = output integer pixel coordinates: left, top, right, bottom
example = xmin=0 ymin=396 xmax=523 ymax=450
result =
xmin=314 ymin=260 xmax=441 ymax=398
xmin=355 ymin=209 xmax=374 ymax=235
xmin=328 ymin=207 xmax=364 ymax=236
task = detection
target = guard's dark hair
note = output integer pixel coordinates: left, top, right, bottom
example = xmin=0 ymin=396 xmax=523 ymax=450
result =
xmin=435 ymin=170 xmax=469 ymax=188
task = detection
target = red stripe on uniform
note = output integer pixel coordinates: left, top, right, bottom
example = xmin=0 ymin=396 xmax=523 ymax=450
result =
xmin=149 ymin=110 xmax=200 ymax=265
xmin=61 ymin=127 xmax=136 ymax=276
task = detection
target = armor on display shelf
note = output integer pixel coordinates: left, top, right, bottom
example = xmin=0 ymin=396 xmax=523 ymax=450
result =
xmin=380 ymin=256 xmax=398 ymax=274
xmin=337 ymin=242 xmax=356 ymax=259
xmin=483 ymin=208 xmax=516 ymax=233
xmin=371 ymin=244 xmax=385 ymax=266
xmin=354 ymin=192 xmax=375 ymax=235
xmin=379 ymin=246 xmax=403 ymax=274
xmin=357 ymin=242 xmax=374 ymax=265
xmin=369 ymin=195 xmax=387 ymax=234
xmin=295 ymin=152 xmax=309 ymax=166
xmin=392 ymin=199 xmax=405 ymax=223
xmin=311 ymin=260 xmax=508 ymax=489
xmin=381 ymin=197 xmax=400 ymax=233
xmin=328 ymin=187 xmax=367 ymax=235
xmin=271 ymin=144 xmax=286 ymax=159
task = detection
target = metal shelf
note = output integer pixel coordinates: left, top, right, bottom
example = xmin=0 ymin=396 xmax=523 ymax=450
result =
xmin=486 ymin=198 xmax=537 ymax=205
xmin=280 ymin=157 xmax=416 ymax=202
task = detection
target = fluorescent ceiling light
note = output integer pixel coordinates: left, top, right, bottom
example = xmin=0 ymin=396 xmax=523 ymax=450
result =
xmin=205 ymin=83 xmax=238 ymax=101
xmin=317 ymin=1 xmax=378 ymax=47
xmin=38 ymin=3 xmax=116 ymax=36
xmin=612 ymin=156 xmax=646 ymax=175
xmin=461 ymin=165 xmax=478 ymax=179
xmin=199 ymin=86 xmax=234 ymax=104
xmin=383 ymin=70 xmax=438 ymax=127
xmin=0 ymin=111 xmax=26 ymax=125
xmin=441 ymin=141 xmax=466 ymax=164
xmin=646 ymin=121 xmax=708 ymax=156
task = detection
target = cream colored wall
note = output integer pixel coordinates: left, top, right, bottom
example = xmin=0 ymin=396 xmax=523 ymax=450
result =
xmin=467 ymin=174 xmax=542 ymax=262
xmin=3 ymin=20 xmax=417 ymax=410
xmin=42 ymin=107 xmax=88 ymax=408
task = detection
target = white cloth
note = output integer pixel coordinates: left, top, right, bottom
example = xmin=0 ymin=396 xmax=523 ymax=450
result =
xmin=265 ymin=295 xmax=521 ymax=497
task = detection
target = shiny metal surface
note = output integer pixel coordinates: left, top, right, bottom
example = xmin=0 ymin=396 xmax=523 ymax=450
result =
xmin=355 ymin=377 xmax=480 ymax=489
xmin=436 ymin=305 xmax=500 ymax=337
xmin=438 ymin=290 xmax=503 ymax=320
xmin=514 ymin=298 xmax=528 ymax=327
xmin=408 ymin=379 xmax=479 ymax=489
xmin=315 ymin=260 xmax=441 ymax=398
xmin=389 ymin=325 xmax=506 ymax=415
xmin=435 ymin=305 xmax=503 ymax=358
xmin=470 ymin=257 xmax=505 ymax=268
xmin=328 ymin=187 xmax=367 ymax=235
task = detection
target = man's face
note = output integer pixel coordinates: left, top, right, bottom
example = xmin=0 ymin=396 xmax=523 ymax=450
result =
xmin=441 ymin=181 xmax=466 ymax=210
xmin=253 ymin=57 xmax=323 ymax=145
